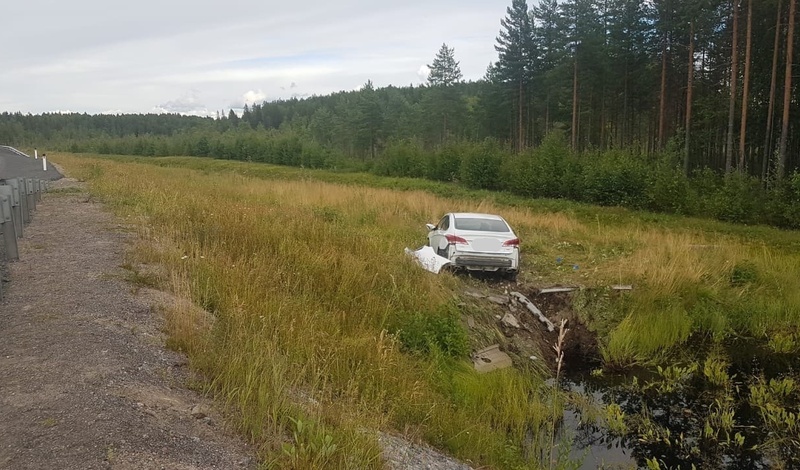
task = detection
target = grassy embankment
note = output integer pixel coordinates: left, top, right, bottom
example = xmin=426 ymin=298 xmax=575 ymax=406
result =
xmin=56 ymin=154 xmax=561 ymax=469
xmin=54 ymin=153 xmax=800 ymax=467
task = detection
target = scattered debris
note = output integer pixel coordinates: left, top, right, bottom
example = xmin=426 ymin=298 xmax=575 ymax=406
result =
xmin=190 ymin=404 xmax=210 ymax=419
xmin=487 ymin=295 xmax=509 ymax=305
xmin=464 ymin=291 xmax=485 ymax=299
xmin=611 ymin=285 xmax=633 ymax=291
xmin=472 ymin=345 xmax=513 ymax=373
xmin=404 ymin=246 xmax=452 ymax=274
xmin=510 ymin=292 xmax=555 ymax=332
xmin=467 ymin=317 xmax=475 ymax=328
xmin=539 ymin=287 xmax=579 ymax=294
xmin=501 ymin=312 xmax=521 ymax=329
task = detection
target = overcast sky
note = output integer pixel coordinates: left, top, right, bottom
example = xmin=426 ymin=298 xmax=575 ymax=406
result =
xmin=1 ymin=0 xmax=516 ymax=116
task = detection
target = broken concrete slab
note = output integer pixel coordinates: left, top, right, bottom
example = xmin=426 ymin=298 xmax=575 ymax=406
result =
xmin=510 ymin=292 xmax=555 ymax=332
xmin=465 ymin=291 xmax=486 ymax=299
xmin=501 ymin=312 xmax=521 ymax=329
xmin=487 ymin=295 xmax=510 ymax=305
xmin=473 ymin=345 xmax=513 ymax=373
xmin=539 ymin=287 xmax=579 ymax=294
xmin=404 ymin=246 xmax=452 ymax=274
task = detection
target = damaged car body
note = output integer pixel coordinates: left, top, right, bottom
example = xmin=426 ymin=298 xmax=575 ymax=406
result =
xmin=426 ymin=212 xmax=520 ymax=280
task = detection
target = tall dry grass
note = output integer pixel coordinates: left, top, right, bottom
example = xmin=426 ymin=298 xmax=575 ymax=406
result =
xmin=58 ymin=155 xmax=565 ymax=468
xmin=54 ymin=153 xmax=800 ymax=464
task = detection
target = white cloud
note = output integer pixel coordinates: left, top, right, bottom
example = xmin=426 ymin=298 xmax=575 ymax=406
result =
xmin=417 ymin=65 xmax=431 ymax=82
xmin=152 ymin=90 xmax=212 ymax=116
xmin=243 ymin=89 xmax=267 ymax=105
xmin=0 ymin=0 xmax=512 ymax=114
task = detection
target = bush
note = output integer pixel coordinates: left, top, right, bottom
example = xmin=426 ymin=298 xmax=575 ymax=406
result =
xmin=646 ymin=161 xmax=692 ymax=214
xmin=427 ymin=142 xmax=465 ymax=182
xmin=393 ymin=306 xmax=469 ymax=358
xmin=376 ymin=139 xmax=426 ymax=177
xmin=461 ymin=139 xmax=505 ymax=190
xmin=580 ymin=150 xmax=649 ymax=208
xmin=709 ymin=172 xmax=764 ymax=224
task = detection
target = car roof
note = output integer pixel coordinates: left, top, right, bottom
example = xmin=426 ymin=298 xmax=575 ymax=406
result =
xmin=450 ymin=212 xmax=505 ymax=220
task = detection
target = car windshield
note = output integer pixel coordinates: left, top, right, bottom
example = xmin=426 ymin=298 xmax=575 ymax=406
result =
xmin=453 ymin=217 xmax=510 ymax=232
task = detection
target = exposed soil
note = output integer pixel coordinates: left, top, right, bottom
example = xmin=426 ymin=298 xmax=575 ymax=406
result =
xmin=460 ymin=282 xmax=599 ymax=374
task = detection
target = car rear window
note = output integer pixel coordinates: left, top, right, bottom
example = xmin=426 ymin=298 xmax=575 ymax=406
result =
xmin=453 ymin=217 xmax=510 ymax=232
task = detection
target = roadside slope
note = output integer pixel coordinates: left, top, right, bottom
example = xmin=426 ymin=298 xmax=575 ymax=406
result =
xmin=0 ymin=176 xmax=255 ymax=469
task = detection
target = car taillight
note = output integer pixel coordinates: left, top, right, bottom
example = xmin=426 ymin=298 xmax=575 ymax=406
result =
xmin=446 ymin=234 xmax=468 ymax=245
xmin=503 ymin=238 xmax=520 ymax=247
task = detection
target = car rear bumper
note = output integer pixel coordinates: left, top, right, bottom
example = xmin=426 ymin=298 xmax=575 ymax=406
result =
xmin=450 ymin=251 xmax=518 ymax=271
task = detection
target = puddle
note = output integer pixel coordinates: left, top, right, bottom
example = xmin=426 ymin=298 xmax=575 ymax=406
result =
xmin=556 ymin=336 xmax=800 ymax=469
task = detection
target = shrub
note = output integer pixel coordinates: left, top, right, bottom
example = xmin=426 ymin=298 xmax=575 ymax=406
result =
xmin=393 ymin=305 xmax=469 ymax=358
xmin=581 ymin=150 xmax=649 ymax=208
xmin=461 ymin=139 xmax=505 ymax=190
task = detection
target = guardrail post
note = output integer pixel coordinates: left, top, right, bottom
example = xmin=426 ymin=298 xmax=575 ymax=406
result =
xmin=19 ymin=178 xmax=29 ymax=224
xmin=5 ymin=178 xmax=23 ymax=238
xmin=0 ymin=188 xmax=19 ymax=261
xmin=26 ymin=178 xmax=35 ymax=212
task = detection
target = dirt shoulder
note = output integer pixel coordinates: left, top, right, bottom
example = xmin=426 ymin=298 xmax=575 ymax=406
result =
xmin=0 ymin=177 xmax=255 ymax=469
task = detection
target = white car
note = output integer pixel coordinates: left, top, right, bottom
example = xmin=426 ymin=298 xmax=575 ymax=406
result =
xmin=426 ymin=212 xmax=520 ymax=280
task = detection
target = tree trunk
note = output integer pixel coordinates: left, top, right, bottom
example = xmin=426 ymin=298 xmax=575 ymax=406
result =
xmin=778 ymin=0 xmax=796 ymax=180
xmin=685 ymin=21 xmax=695 ymax=176
xmin=725 ymin=0 xmax=740 ymax=173
xmin=545 ymin=92 xmax=551 ymax=134
xmin=764 ymin=0 xmax=783 ymax=181
xmin=518 ymin=79 xmax=525 ymax=152
xmin=739 ymin=0 xmax=753 ymax=171
xmin=571 ymin=57 xmax=579 ymax=150
xmin=623 ymin=61 xmax=629 ymax=147
xmin=658 ymin=39 xmax=668 ymax=148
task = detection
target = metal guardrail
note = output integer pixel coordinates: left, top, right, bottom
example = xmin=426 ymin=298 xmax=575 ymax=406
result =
xmin=0 ymin=146 xmax=31 ymax=158
xmin=0 ymin=177 xmax=47 ymax=300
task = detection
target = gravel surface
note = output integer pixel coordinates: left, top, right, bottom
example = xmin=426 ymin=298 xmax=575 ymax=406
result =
xmin=0 ymin=176 xmax=256 ymax=469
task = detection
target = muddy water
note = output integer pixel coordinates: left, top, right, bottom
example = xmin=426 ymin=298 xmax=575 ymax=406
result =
xmin=558 ymin=337 xmax=800 ymax=469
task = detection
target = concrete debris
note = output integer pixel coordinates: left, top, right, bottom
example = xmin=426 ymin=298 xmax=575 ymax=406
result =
xmin=487 ymin=295 xmax=509 ymax=305
xmin=467 ymin=316 xmax=475 ymax=328
xmin=510 ymin=292 xmax=555 ymax=332
xmin=404 ymin=246 xmax=452 ymax=274
xmin=465 ymin=291 xmax=486 ymax=299
xmin=501 ymin=312 xmax=521 ymax=329
xmin=190 ymin=404 xmax=210 ymax=419
xmin=472 ymin=345 xmax=513 ymax=373
xmin=539 ymin=287 xmax=579 ymax=294
xmin=611 ymin=285 xmax=633 ymax=291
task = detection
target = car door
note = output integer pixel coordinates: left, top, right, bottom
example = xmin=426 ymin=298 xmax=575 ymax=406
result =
xmin=429 ymin=214 xmax=451 ymax=256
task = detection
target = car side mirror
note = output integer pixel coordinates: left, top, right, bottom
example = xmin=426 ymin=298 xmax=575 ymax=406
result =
xmin=425 ymin=223 xmax=436 ymax=231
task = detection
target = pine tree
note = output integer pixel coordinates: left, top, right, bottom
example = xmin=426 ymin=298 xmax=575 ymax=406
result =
xmin=427 ymin=44 xmax=463 ymax=86
xmin=778 ymin=0 xmax=796 ymax=179
xmin=495 ymin=0 xmax=535 ymax=151
xmin=426 ymin=44 xmax=464 ymax=143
